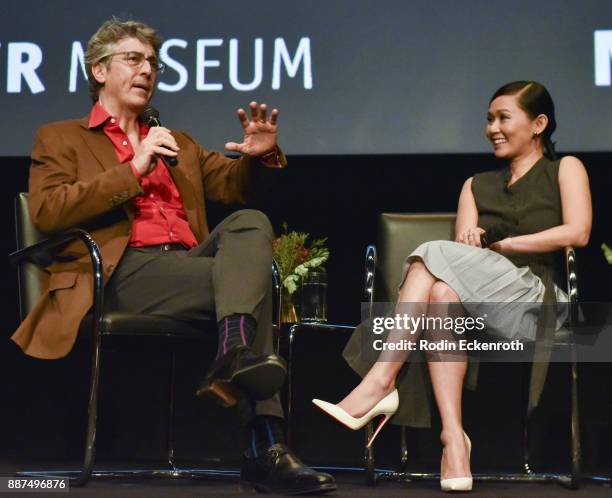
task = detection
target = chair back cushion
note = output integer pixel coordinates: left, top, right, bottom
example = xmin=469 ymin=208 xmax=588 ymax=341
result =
xmin=15 ymin=193 xmax=47 ymax=319
xmin=376 ymin=213 xmax=456 ymax=301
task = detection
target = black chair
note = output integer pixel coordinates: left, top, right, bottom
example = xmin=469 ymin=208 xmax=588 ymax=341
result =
xmin=9 ymin=192 xmax=282 ymax=487
xmin=362 ymin=213 xmax=582 ymax=488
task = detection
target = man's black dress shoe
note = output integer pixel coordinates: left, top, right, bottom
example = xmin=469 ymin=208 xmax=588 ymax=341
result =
xmin=196 ymin=346 xmax=287 ymax=407
xmin=241 ymin=443 xmax=336 ymax=495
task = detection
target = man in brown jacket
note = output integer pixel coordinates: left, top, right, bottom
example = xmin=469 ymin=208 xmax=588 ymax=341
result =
xmin=11 ymin=18 xmax=335 ymax=495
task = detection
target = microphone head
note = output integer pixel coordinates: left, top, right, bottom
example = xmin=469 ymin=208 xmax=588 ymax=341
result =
xmin=140 ymin=105 xmax=160 ymax=126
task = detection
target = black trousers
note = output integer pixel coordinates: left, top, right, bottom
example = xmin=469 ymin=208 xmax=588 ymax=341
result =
xmin=105 ymin=209 xmax=283 ymax=420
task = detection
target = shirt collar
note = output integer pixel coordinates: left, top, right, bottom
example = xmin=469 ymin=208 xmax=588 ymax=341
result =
xmin=88 ymin=101 xmax=150 ymax=137
xmin=88 ymin=101 xmax=113 ymax=129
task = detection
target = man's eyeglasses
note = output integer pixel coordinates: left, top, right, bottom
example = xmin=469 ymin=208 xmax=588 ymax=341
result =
xmin=107 ymin=51 xmax=165 ymax=73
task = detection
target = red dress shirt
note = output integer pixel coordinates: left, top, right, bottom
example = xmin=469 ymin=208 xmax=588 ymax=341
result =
xmin=89 ymin=102 xmax=198 ymax=248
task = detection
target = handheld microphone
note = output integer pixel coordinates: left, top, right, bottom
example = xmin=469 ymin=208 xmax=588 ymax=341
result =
xmin=480 ymin=222 xmax=517 ymax=248
xmin=141 ymin=105 xmax=178 ymax=167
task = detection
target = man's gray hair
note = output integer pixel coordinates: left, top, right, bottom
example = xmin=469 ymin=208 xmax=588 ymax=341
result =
xmin=85 ymin=18 xmax=161 ymax=102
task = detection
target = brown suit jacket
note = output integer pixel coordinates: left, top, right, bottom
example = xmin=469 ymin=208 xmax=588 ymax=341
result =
xmin=11 ymin=115 xmax=285 ymax=359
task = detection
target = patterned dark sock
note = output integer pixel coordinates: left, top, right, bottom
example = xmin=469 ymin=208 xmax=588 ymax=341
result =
xmin=216 ymin=314 xmax=256 ymax=358
xmin=246 ymin=415 xmax=286 ymax=458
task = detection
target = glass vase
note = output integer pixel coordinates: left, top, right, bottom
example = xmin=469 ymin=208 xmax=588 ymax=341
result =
xmin=281 ymin=288 xmax=298 ymax=324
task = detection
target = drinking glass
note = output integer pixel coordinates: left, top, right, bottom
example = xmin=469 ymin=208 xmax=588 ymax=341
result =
xmin=300 ymin=271 xmax=328 ymax=323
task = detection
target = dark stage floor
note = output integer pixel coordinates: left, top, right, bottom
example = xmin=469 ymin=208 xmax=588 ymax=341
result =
xmin=2 ymin=463 xmax=611 ymax=498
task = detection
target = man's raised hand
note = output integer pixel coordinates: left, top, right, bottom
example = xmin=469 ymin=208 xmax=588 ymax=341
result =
xmin=225 ymin=101 xmax=279 ymax=157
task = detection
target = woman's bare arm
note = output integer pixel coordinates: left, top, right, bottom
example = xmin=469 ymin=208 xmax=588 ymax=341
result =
xmin=455 ymin=177 xmax=484 ymax=246
xmin=491 ymin=156 xmax=592 ymax=253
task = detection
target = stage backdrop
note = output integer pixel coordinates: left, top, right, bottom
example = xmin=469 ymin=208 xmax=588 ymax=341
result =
xmin=1 ymin=0 xmax=612 ymax=156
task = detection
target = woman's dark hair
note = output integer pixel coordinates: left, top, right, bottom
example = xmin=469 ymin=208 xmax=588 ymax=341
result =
xmin=490 ymin=81 xmax=557 ymax=160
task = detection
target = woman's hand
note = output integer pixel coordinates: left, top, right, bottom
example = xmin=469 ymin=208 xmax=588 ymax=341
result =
xmin=456 ymin=227 xmax=485 ymax=247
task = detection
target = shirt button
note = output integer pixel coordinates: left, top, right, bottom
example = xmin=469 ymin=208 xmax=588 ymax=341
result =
xmin=149 ymin=194 xmax=154 ymax=199
xmin=169 ymin=232 xmax=174 ymax=238
xmin=110 ymin=118 xmax=116 ymax=124
xmin=122 ymin=140 xmax=128 ymax=146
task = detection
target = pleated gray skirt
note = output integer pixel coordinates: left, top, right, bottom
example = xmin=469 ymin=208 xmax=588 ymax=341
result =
xmin=402 ymin=240 xmax=566 ymax=342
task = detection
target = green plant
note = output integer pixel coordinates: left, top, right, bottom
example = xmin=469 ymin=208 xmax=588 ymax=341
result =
xmin=272 ymin=223 xmax=329 ymax=294
xmin=603 ymin=243 xmax=612 ymax=265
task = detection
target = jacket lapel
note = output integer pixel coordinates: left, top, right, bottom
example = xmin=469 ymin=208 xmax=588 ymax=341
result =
xmin=78 ymin=115 xmax=135 ymax=220
xmin=78 ymin=115 xmax=121 ymax=174
xmin=168 ymin=161 xmax=202 ymax=241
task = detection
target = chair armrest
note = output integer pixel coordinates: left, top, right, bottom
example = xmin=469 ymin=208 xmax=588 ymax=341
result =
xmin=364 ymin=245 xmax=377 ymax=318
xmin=9 ymin=228 xmax=105 ymax=335
xmin=564 ymin=246 xmax=578 ymax=303
xmin=272 ymin=259 xmax=281 ymax=294
xmin=565 ymin=246 xmax=579 ymax=327
xmin=272 ymin=258 xmax=282 ymax=330
xmin=10 ymin=228 xmax=100 ymax=268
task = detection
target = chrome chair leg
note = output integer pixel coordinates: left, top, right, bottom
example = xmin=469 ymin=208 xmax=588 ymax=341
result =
xmin=365 ymin=422 xmax=376 ymax=485
xmin=167 ymin=352 xmax=178 ymax=473
xmin=521 ymin=363 xmax=533 ymax=475
xmin=400 ymin=426 xmax=408 ymax=470
xmin=72 ymin=328 xmax=104 ymax=487
xmin=569 ymin=342 xmax=581 ymax=489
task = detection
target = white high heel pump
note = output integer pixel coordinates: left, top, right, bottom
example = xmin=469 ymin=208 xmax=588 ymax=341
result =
xmin=312 ymin=389 xmax=399 ymax=448
xmin=440 ymin=431 xmax=472 ymax=492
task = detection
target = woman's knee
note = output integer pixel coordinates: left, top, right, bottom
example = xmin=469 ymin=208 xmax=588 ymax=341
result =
xmin=429 ymin=281 xmax=460 ymax=303
xmin=399 ymin=260 xmax=433 ymax=294
xmin=406 ymin=260 xmax=428 ymax=277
